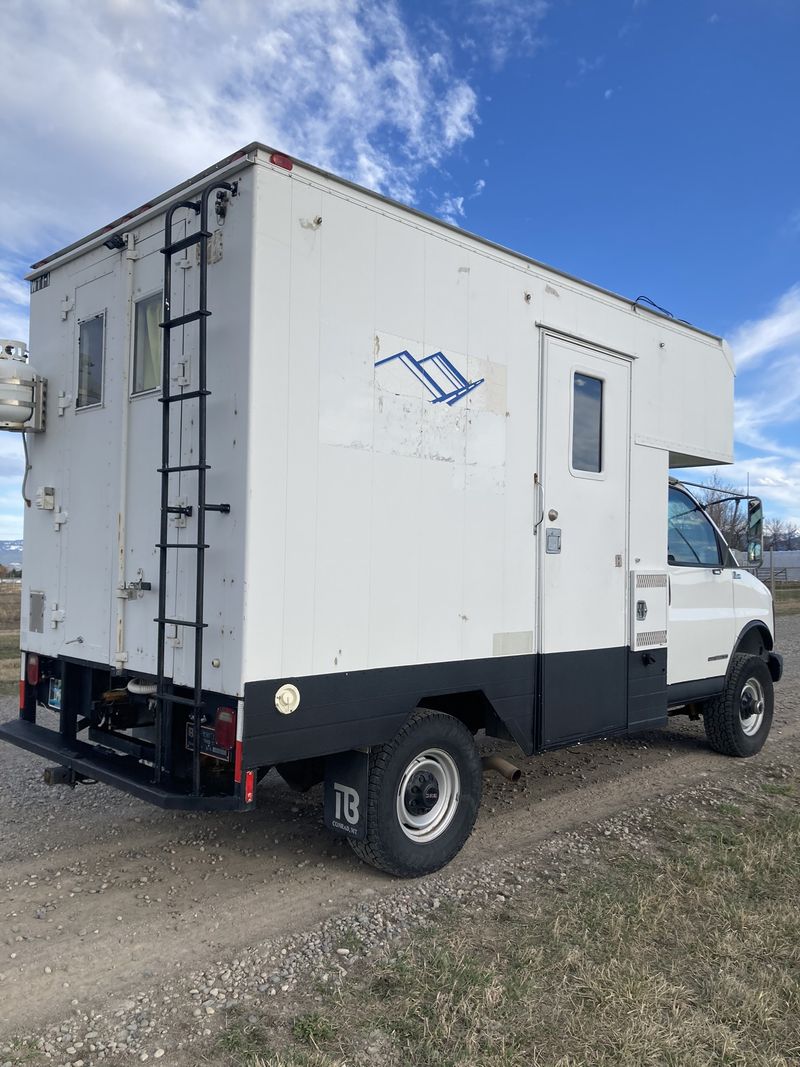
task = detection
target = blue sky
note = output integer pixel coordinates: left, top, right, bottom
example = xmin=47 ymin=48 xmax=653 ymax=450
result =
xmin=1 ymin=0 xmax=798 ymax=537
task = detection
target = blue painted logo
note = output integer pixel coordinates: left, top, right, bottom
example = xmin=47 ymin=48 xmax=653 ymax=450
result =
xmin=375 ymin=350 xmax=484 ymax=406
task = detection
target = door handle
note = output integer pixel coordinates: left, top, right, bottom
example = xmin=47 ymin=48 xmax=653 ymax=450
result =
xmin=712 ymin=568 xmax=722 ymax=575
xmin=533 ymin=474 xmax=545 ymax=535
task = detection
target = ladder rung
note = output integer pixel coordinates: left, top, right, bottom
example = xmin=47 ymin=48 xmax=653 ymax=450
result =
xmin=158 ymin=463 xmax=210 ymax=473
xmin=160 ymin=230 xmax=211 ymax=256
xmin=159 ymin=389 xmax=211 ymax=404
xmin=154 ymin=693 xmax=204 ymax=709
xmin=155 ymin=543 xmax=209 ymax=549
xmin=155 ymin=617 xmax=208 ymax=629
xmin=160 ymin=309 xmax=211 ymax=330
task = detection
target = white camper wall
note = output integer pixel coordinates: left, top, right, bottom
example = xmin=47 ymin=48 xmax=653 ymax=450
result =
xmin=242 ymin=151 xmax=733 ymax=686
xmin=22 ymin=162 xmax=254 ymax=698
xmin=243 ymin=159 xmax=542 ymax=683
xmin=22 ymin=145 xmax=735 ymax=698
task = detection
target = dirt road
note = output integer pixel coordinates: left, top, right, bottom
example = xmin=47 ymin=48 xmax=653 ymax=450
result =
xmin=1 ymin=615 xmax=797 ymax=1057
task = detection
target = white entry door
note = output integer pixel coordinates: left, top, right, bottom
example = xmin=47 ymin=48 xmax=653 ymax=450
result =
xmin=538 ymin=335 xmax=631 ymax=746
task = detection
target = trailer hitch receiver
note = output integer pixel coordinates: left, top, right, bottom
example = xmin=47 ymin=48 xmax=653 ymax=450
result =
xmin=43 ymin=765 xmax=95 ymax=789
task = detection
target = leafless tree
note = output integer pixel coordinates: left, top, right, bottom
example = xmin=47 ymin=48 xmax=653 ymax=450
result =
xmin=764 ymin=518 xmax=799 ymax=550
xmin=690 ymin=473 xmax=748 ymax=553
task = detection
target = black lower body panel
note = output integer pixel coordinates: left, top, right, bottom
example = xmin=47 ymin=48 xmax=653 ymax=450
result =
xmin=0 ymin=718 xmax=244 ymax=811
xmin=244 ymin=654 xmax=537 ymax=766
xmin=242 ymin=644 xmax=670 ymax=767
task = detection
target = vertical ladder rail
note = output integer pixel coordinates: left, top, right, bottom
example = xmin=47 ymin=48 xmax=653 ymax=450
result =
xmin=155 ymin=183 xmax=233 ymax=795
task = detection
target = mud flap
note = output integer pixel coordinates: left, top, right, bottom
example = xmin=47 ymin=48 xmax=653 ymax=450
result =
xmin=323 ymin=749 xmax=369 ymax=840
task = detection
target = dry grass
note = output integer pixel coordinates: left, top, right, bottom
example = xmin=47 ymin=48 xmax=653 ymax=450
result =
xmin=0 ymin=630 xmax=19 ymax=695
xmin=775 ymin=582 xmax=800 ymax=617
xmin=218 ymin=769 xmax=800 ymax=1067
xmin=0 ymin=585 xmax=21 ymax=629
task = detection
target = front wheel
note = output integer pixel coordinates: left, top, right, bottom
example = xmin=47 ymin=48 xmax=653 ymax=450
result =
xmin=703 ymin=653 xmax=774 ymax=757
xmin=349 ymin=709 xmax=482 ymax=877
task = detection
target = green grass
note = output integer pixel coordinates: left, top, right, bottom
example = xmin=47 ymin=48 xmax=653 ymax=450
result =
xmin=215 ymin=768 xmax=800 ymax=1067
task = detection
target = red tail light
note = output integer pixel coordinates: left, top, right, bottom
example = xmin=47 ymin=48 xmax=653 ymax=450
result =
xmin=244 ymin=769 xmax=255 ymax=804
xmin=214 ymin=706 xmax=236 ymax=750
xmin=26 ymin=654 xmax=40 ymax=687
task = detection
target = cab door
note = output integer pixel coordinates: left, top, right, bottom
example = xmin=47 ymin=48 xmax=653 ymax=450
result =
xmin=666 ymin=485 xmax=736 ymax=685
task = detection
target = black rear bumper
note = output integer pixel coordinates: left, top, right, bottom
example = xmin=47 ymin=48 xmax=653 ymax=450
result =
xmin=0 ymin=717 xmax=246 ymax=811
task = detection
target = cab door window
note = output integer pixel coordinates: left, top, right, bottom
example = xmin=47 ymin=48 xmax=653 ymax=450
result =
xmin=668 ymin=487 xmax=721 ymax=566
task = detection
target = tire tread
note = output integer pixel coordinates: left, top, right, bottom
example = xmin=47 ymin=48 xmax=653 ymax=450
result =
xmin=703 ymin=653 xmax=773 ymax=757
xmin=350 ymin=709 xmax=480 ymax=877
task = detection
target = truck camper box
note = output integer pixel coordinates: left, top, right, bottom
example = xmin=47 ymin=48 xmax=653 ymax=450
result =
xmin=0 ymin=144 xmax=780 ymax=876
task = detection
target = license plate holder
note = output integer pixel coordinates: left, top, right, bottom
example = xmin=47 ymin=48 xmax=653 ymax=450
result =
xmin=48 ymin=677 xmax=63 ymax=711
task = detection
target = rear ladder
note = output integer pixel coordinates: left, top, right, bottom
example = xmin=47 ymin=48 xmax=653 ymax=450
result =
xmin=154 ymin=180 xmax=234 ymax=793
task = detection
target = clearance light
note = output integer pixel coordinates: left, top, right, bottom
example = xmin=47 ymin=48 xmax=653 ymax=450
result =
xmin=244 ymin=769 xmax=255 ymax=804
xmin=214 ymin=706 xmax=236 ymax=750
xmin=26 ymin=653 xmax=40 ymax=687
xmin=269 ymin=152 xmax=293 ymax=171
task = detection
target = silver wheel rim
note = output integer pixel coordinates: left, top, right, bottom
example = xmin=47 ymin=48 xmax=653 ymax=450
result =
xmin=740 ymin=677 xmax=765 ymax=737
xmin=396 ymin=748 xmax=461 ymax=843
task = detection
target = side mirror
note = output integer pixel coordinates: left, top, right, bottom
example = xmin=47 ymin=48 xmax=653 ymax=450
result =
xmin=747 ymin=498 xmax=763 ymax=566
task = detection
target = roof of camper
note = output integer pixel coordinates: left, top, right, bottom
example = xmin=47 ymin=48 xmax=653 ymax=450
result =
xmin=28 ymin=142 xmax=723 ymax=344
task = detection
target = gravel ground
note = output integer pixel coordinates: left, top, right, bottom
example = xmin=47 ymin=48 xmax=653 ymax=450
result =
xmin=1 ymin=615 xmax=797 ymax=1066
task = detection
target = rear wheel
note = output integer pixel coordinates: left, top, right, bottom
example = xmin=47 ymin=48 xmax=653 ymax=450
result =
xmin=349 ymin=709 xmax=482 ymax=877
xmin=703 ymin=653 xmax=774 ymax=757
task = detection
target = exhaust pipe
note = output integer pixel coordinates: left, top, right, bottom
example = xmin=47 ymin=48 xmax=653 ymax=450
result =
xmin=482 ymin=754 xmax=522 ymax=782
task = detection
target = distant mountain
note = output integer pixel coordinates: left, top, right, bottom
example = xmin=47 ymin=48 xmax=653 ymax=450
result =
xmin=0 ymin=540 xmax=23 ymax=567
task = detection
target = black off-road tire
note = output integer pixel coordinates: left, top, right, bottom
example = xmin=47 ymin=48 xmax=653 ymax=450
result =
xmin=703 ymin=653 xmax=774 ymax=757
xmin=349 ymin=709 xmax=482 ymax=877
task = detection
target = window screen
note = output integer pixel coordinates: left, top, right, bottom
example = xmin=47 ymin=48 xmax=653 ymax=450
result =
xmin=77 ymin=313 xmax=105 ymax=409
xmin=133 ymin=292 xmax=162 ymax=394
xmin=572 ymin=373 xmax=603 ymax=472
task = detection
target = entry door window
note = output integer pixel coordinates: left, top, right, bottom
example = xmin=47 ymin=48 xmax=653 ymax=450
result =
xmin=133 ymin=291 xmax=162 ymax=394
xmin=668 ymin=487 xmax=721 ymax=566
xmin=572 ymin=373 xmax=603 ymax=473
xmin=77 ymin=312 xmax=105 ymax=409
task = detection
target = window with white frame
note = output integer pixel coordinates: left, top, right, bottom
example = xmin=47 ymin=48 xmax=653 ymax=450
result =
xmin=133 ymin=291 xmax=162 ymax=394
xmin=76 ymin=312 xmax=105 ymax=409
xmin=572 ymin=372 xmax=603 ymax=473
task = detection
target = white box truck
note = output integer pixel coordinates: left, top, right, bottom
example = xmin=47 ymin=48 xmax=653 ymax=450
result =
xmin=0 ymin=144 xmax=782 ymax=876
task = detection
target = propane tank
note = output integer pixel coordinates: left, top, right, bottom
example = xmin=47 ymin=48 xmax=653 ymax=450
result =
xmin=0 ymin=340 xmax=44 ymax=431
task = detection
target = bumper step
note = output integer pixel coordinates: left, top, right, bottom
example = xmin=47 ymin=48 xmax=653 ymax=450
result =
xmin=0 ymin=718 xmax=243 ymax=811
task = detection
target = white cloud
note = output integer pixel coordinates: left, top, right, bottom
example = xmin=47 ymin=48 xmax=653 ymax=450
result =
xmin=0 ymin=268 xmax=28 ymax=309
xmin=0 ymin=0 xmax=484 ymax=258
xmin=729 ymin=283 xmax=800 ymax=367
xmin=577 ymin=56 xmax=604 ymax=77
xmin=722 ymin=284 xmax=800 ymax=521
xmin=465 ymin=0 xmax=549 ymax=68
xmin=437 ymin=174 xmax=486 ymax=226
xmin=699 ymin=456 xmax=800 ymax=523
xmin=438 ymin=195 xmax=466 ymax=224
xmin=734 ymin=351 xmax=800 ymax=460
xmin=604 ymin=88 xmax=615 ymax=100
